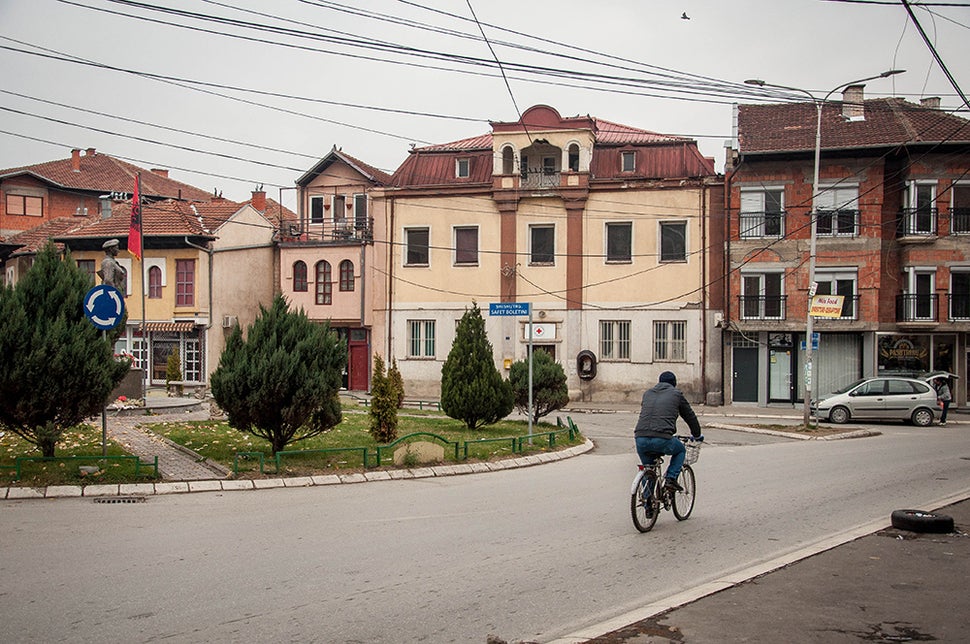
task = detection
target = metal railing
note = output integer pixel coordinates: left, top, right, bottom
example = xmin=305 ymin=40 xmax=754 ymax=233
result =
xmin=948 ymin=293 xmax=970 ymax=321
xmin=284 ymin=217 xmax=374 ymax=243
xmin=738 ymin=295 xmax=787 ymax=320
xmin=896 ymin=293 xmax=939 ymax=322
xmin=739 ymin=211 xmax=785 ymax=238
xmin=816 ymin=209 xmax=859 ymax=236
xmin=949 ymin=207 xmax=970 ymax=234
xmin=897 ymin=208 xmax=938 ymax=237
xmin=520 ymin=168 xmax=561 ymax=189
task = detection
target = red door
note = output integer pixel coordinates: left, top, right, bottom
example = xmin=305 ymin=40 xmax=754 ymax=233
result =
xmin=348 ymin=339 xmax=370 ymax=391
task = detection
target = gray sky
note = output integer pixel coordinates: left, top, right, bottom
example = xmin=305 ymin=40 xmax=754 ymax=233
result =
xmin=1 ymin=0 xmax=968 ymax=209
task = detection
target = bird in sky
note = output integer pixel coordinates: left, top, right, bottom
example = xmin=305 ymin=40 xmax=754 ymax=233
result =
xmin=681 ymin=12 xmax=690 ymax=20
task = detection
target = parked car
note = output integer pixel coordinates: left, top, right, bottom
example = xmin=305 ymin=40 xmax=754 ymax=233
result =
xmin=813 ymin=377 xmax=940 ymax=426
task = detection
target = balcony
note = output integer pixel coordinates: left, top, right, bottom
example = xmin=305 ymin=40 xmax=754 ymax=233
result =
xmin=897 ymin=208 xmax=938 ymax=238
xmin=896 ymin=293 xmax=939 ymax=322
xmin=948 ymin=293 xmax=970 ymax=321
xmin=520 ymin=167 xmax=561 ymax=189
xmin=816 ymin=209 xmax=859 ymax=237
xmin=828 ymin=294 xmax=860 ymax=320
xmin=949 ymin=207 xmax=970 ymax=234
xmin=284 ymin=217 xmax=374 ymax=244
xmin=738 ymin=212 xmax=785 ymax=239
xmin=739 ymin=295 xmax=787 ymax=320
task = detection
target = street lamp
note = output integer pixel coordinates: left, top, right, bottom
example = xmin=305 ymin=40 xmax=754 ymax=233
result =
xmin=744 ymin=70 xmax=905 ymax=426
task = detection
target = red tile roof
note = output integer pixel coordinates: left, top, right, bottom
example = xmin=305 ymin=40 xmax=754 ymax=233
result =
xmin=297 ymin=147 xmax=394 ymax=186
xmin=738 ymin=98 xmax=970 ymax=154
xmin=57 ymin=200 xmax=213 ymax=241
xmin=6 ymin=215 xmax=100 ymax=254
xmin=0 ymin=149 xmax=214 ymax=201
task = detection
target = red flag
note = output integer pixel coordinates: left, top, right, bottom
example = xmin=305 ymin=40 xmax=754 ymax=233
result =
xmin=129 ymin=174 xmax=142 ymax=260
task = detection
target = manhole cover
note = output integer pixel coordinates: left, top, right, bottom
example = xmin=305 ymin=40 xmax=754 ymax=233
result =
xmin=93 ymin=496 xmax=146 ymax=504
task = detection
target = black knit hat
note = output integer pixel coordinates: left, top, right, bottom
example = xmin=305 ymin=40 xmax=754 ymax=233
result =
xmin=659 ymin=371 xmax=677 ymax=386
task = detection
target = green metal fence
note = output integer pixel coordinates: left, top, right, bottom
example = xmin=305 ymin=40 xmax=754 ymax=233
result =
xmin=5 ymin=455 xmax=158 ymax=481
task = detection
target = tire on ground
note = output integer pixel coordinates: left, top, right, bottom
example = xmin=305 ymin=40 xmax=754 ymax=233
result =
xmin=890 ymin=509 xmax=954 ymax=533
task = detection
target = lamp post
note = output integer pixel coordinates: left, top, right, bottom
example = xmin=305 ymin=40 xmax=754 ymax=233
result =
xmin=744 ymin=70 xmax=905 ymax=426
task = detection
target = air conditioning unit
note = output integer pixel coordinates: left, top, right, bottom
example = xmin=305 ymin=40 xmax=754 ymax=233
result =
xmin=222 ymin=315 xmax=238 ymax=328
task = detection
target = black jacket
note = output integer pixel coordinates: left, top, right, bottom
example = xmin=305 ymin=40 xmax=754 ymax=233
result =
xmin=634 ymin=382 xmax=702 ymax=439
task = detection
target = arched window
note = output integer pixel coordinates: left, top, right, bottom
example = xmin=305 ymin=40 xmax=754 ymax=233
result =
xmin=568 ymin=143 xmax=580 ymax=172
xmin=315 ymin=260 xmax=332 ymax=305
xmin=293 ymin=260 xmax=308 ymax=292
xmin=148 ymin=266 xmax=162 ymax=298
xmin=339 ymin=259 xmax=355 ymax=291
xmin=502 ymin=146 xmax=515 ymax=175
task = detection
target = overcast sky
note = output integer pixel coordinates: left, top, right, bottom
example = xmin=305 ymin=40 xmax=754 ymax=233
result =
xmin=1 ymin=0 xmax=968 ymax=209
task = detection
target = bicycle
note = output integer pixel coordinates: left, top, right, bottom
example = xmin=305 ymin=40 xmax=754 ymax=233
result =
xmin=630 ymin=436 xmax=701 ymax=532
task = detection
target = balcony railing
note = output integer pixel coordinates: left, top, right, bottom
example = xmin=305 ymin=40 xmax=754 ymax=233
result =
xmin=897 ymin=208 xmax=938 ymax=237
xmin=738 ymin=295 xmax=787 ymax=320
xmin=520 ymin=168 xmax=561 ymax=189
xmin=738 ymin=212 xmax=785 ymax=239
xmin=896 ymin=293 xmax=939 ymax=322
xmin=948 ymin=293 xmax=970 ymax=321
xmin=816 ymin=209 xmax=859 ymax=237
xmin=949 ymin=207 xmax=970 ymax=234
xmin=284 ymin=217 xmax=374 ymax=243
xmin=828 ymin=294 xmax=860 ymax=320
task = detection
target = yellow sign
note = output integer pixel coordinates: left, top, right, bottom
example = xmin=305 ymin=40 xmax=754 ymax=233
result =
xmin=809 ymin=295 xmax=844 ymax=318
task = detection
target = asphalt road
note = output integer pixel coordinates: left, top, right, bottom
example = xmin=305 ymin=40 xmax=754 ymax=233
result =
xmin=2 ymin=413 xmax=967 ymax=643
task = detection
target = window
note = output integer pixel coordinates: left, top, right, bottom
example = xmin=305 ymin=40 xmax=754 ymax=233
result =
xmin=148 ymin=265 xmax=163 ymax=298
xmin=353 ymin=194 xmax=368 ymax=229
xmin=654 ymin=320 xmax=687 ymax=361
xmin=815 ymin=269 xmax=857 ymax=319
xmin=5 ymin=194 xmax=43 ymax=217
xmin=659 ymin=221 xmax=687 ymax=262
xmin=339 ymin=259 xmax=354 ymax=291
xmin=950 ymin=270 xmax=970 ymax=320
xmin=184 ymin=338 xmax=202 ymax=382
xmin=315 ymin=260 xmax=332 ymax=305
xmin=175 ymin=259 xmax=195 ymax=307
xmin=530 ymin=225 xmax=555 ymax=264
xmin=76 ymin=259 xmax=96 ymax=284
xmin=456 ymin=158 xmax=470 ymax=178
xmin=599 ymin=320 xmax=631 ymax=360
xmin=741 ymin=272 xmax=785 ymax=319
xmin=568 ymin=144 xmax=580 ymax=172
xmin=405 ymin=227 xmax=430 ymax=266
xmin=310 ymin=196 xmax=325 ymax=224
xmin=332 ymin=195 xmax=347 ymax=227
xmin=950 ymin=185 xmax=970 ymax=234
xmin=454 ymin=227 xmax=478 ymax=265
xmin=621 ymin=151 xmax=635 ymax=173
xmin=293 ymin=260 xmax=308 ymax=292
xmin=739 ymin=189 xmax=784 ymax=238
xmin=901 ymin=182 xmax=937 ymax=235
xmin=502 ymin=147 xmax=515 ymax=175
xmin=606 ymin=222 xmax=632 ymax=263
xmin=816 ymin=186 xmax=859 ymax=236
xmin=542 ymin=156 xmax=556 ymax=176
xmin=408 ymin=320 xmax=435 ymax=358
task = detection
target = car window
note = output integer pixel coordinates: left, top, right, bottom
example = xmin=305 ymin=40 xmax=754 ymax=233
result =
xmin=912 ymin=382 xmax=931 ymax=393
xmin=855 ymin=380 xmax=885 ymax=396
xmin=886 ymin=380 xmax=914 ymax=395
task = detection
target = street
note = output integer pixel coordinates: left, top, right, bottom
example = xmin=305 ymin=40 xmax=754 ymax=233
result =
xmin=1 ymin=412 xmax=968 ymax=643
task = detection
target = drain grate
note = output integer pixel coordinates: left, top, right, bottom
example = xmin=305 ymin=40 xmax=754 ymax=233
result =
xmin=93 ymin=496 xmax=147 ymax=504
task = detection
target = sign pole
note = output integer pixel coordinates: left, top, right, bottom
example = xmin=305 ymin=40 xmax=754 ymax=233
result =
xmin=101 ymin=329 xmax=108 ymax=457
xmin=527 ymin=303 xmax=533 ymax=445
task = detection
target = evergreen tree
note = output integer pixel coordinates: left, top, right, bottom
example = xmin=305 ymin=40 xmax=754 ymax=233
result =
xmin=0 ymin=243 xmax=129 ymax=456
xmin=166 ymin=351 xmax=183 ymax=395
xmin=509 ymin=350 xmax=570 ymax=424
xmin=368 ymin=354 xmax=398 ymax=443
xmin=388 ymin=357 xmax=405 ymax=409
xmin=440 ymin=302 xmax=513 ymax=430
xmin=209 ymin=294 xmax=346 ymax=454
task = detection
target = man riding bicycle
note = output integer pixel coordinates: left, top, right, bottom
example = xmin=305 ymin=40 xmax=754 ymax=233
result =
xmin=634 ymin=371 xmax=703 ymax=492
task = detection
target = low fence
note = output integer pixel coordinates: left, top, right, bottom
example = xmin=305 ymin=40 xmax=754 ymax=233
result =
xmin=232 ymin=416 xmax=582 ymax=475
xmin=1 ymin=455 xmax=159 ymax=481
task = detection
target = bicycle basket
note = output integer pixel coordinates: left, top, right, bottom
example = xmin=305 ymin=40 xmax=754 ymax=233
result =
xmin=684 ymin=442 xmax=701 ymax=465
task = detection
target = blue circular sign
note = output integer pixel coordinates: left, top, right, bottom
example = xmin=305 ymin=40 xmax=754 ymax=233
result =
xmin=83 ymin=284 xmax=125 ymax=330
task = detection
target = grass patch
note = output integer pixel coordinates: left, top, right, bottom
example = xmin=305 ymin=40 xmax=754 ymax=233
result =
xmin=0 ymin=425 xmax=158 ymax=486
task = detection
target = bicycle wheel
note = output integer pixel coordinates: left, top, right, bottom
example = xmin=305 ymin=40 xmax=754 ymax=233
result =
xmin=631 ymin=473 xmax=659 ymax=532
xmin=671 ymin=465 xmax=696 ymax=520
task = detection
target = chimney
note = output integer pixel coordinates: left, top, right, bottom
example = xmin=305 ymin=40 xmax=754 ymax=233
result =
xmin=920 ymin=97 xmax=941 ymax=110
xmin=842 ymin=85 xmax=865 ymax=120
xmin=71 ymin=148 xmax=81 ymax=172
xmin=85 ymin=148 xmax=96 ymax=156
xmin=150 ymin=168 xmax=169 ymax=178
xmin=251 ymin=189 xmax=267 ymax=212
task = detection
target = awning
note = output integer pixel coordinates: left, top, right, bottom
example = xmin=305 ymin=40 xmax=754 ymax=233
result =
xmin=141 ymin=322 xmax=197 ymax=332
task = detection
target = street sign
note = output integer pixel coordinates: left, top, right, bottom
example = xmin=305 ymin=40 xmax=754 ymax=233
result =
xmin=84 ymin=284 xmax=125 ymax=330
xmin=489 ymin=302 xmax=530 ymax=316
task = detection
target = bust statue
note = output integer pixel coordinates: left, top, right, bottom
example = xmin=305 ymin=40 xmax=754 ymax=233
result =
xmin=97 ymin=238 xmax=127 ymax=294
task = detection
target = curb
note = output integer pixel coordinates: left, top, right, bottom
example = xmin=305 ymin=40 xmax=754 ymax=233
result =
xmin=707 ymin=422 xmax=882 ymax=440
xmin=2 ymin=439 xmax=595 ymax=501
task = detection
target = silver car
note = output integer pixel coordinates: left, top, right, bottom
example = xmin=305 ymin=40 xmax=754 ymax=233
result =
xmin=814 ymin=377 xmax=939 ymax=426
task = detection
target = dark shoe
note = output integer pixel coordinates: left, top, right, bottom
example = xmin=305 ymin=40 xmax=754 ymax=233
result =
xmin=664 ymin=477 xmax=684 ymax=492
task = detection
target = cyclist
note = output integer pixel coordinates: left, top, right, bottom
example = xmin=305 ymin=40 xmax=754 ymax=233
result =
xmin=634 ymin=371 xmax=703 ymax=492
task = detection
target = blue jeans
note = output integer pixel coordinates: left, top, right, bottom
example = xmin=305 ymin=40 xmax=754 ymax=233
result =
xmin=635 ymin=436 xmax=686 ymax=481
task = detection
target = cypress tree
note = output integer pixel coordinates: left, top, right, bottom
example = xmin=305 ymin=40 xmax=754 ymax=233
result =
xmin=368 ymin=354 xmax=398 ymax=443
xmin=440 ymin=302 xmax=513 ymax=430
xmin=0 ymin=243 xmax=129 ymax=456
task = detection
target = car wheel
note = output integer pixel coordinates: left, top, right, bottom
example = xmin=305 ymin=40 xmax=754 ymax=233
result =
xmin=829 ymin=406 xmax=850 ymax=424
xmin=911 ymin=408 xmax=934 ymax=427
xmin=891 ymin=509 xmax=954 ymax=533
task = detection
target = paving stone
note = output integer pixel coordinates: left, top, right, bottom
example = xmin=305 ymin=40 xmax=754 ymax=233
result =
xmin=338 ymin=473 xmax=367 ymax=484
xmin=363 ymin=471 xmax=392 ymax=481
xmin=45 ymin=486 xmax=83 ymax=498
xmin=282 ymin=477 xmax=314 ymax=487
xmin=120 ymin=483 xmax=156 ymax=496
xmin=386 ymin=469 xmax=416 ymax=479
xmin=408 ymin=467 xmax=436 ymax=478
xmin=7 ymin=486 xmax=45 ymax=499
xmin=310 ymin=474 xmax=342 ymax=486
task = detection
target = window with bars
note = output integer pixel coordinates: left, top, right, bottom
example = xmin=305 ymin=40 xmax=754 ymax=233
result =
xmin=315 ymin=260 xmax=332 ymax=305
xmin=175 ymin=259 xmax=195 ymax=307
xmin=184 ymin=338 xmax=202 ymax=382
xmin=816 ymin=185 xmax=860 ymax=236
xmin=454 ymin=226 xmax=478 ymax=265
xmin=408 ymin=320 xmax=436 ymax=358
xmin=599 ymin=320 xmax=631 ymax=360
xmin=739 ymin=189 xmax=784 ymax=238
xmin=654 ymin=320 xmax=687 ymax=361
xmin=339 ymin=259 xmax=354 ymax=291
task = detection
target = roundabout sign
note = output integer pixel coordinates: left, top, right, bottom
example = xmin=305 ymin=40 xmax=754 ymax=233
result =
xmin=84 ymin=284 xmax=125 ymax=330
